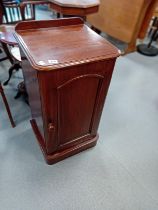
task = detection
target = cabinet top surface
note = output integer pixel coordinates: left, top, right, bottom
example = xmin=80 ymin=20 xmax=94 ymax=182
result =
xmin=14 ymin=18 xmax=120 ymax=71
xmin=49 ymin=0 xmax=100 ymax=8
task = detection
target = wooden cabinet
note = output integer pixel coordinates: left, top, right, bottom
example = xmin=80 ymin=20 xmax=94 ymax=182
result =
xmin=14 ymin=18 xmax=119 ymax=164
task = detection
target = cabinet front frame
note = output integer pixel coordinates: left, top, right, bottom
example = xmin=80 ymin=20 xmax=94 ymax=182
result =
xmin=38 ymin=59 xmax=116 ymax=155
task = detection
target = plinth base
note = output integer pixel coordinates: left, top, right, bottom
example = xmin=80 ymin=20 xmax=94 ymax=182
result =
xmin=137 ymin=44 xmax=158 ymax=56
xmin=30 ymin=119 xmax=98 ymax=165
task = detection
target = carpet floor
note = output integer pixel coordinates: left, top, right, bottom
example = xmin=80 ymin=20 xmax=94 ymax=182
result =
xmin=0 ymin=8 xmax=158 ymax=210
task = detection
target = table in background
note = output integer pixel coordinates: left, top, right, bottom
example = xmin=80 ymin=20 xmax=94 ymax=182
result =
xmin=49 ymin=0 xmax=100 ymax=19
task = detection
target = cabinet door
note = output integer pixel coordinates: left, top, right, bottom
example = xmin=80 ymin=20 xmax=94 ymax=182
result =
xmin=39 ymin=60 xmax=115 ymax=154
xmin=57 ymin=74 xmax=104 ymax=151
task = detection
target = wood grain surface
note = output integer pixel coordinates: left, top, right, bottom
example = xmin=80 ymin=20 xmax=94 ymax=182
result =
xmin=87 ymin=0 xmax=158 ymax=43
xmin=15 ymin=18 xmax=119 ymax=71
xmin=49 ymin=0 xmax=100 ymax=8
xmin=15 ymin=18 xmax=119 ymax=164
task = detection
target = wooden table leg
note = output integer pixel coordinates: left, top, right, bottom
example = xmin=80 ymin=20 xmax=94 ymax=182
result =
xmin=14 ymin=81 xmax=29 ymax=104
xmin=0 ymin=83 xmax=15 ymax=128
xmin=1 ymin=42 xmax=14 ymax=64
xmin=3 ymin=62 xmax=21 ymax=86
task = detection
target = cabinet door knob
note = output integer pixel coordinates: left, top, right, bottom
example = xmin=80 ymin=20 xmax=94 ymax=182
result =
xmin=48 ymin=123 xmax=55 ymax=131
xmin=48 ymin=123 xmax=55 ymax=142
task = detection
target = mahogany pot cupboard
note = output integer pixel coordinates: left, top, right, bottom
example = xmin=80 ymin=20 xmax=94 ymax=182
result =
xmin=14 ymin=18 xmax=120 ymax=164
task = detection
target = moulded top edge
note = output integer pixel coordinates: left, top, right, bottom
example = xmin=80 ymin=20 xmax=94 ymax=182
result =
xmin=15 ymin=18 xmax=84 ymax=32
xmin=14 ymin=19 xmax=120 ymax=71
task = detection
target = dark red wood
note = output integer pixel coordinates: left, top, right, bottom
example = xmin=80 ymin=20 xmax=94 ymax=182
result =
xmin=14 ymin=18 xmax=119 ymax=164
xmin=0 ymin=25 xmax=17 ymax=64
xmin=49 ymin=2 xmax=99 ymax=16
xmin=0 ymin=82 xmax=15 ymax=128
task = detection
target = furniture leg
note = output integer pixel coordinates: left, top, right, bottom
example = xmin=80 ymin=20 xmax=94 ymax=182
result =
xmin=154 ymin=31 xmax=158 ymax=40
xmin=1 ymin=42 xmax=14 ymax=64
xmin=32 ymin=4 xmax=36 ymax=19
xmin=148 ymin=17 xmax=158 ymax=36
xmin=14 ymin=90 xmax=22 ymax=99
xmin=0 ymin=55 xmax=8 ymax=62
xmin=14 ymin=81 xmax=28 ymax=105
xmin=0 ymin=45 xmax=7 ymax=62
xmin=3 ymin=63 xmax=21 ymax=86
xmin=124 ymin=39 xmax=137 ymax=54
xmin=137 ymin=27 xmax=158 ymax=56
xmin=0 ymin=84 xmax=15 ymax=127
xmin=56 ymin=12 xmax=61 ymax=18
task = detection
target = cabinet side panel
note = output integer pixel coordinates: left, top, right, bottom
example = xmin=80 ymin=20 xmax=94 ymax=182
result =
xmin=21 ymin=53 xmax=45 ymax=140
xmin=90 ymin=59 xmax=117 ymax=135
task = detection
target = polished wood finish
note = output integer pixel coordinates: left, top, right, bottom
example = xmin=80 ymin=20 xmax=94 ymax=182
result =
xmin=0 ymin=26 xmax=27 ymax=100
xmin=0 ymin=82 xmax=15 ymax=127
xmin=49 ymin=0 xmax=99 ymax=8
xmin=14 ymin=18 xmax=119 ymax=164
xmin=0 ymin=25 xmax=16 ymax=64
xmin=0 ymin=25 xmax=16 ymax=45
xmin=49 ymin=0 xmax=99 ymax=16
xmin=87 ymin=0 xmax=158 ymax=53
xmin=0 ymin=25 xmax=22 ymax=86
xmin=0 ymin=2 xmax=17 ymax=62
